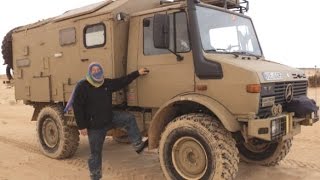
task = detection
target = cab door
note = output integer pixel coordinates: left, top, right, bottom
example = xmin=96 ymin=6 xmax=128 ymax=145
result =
xmin=78 ymin=17 xmax=113 ymax=78
xmin=136 ymin=11 xmax=194 ymax=108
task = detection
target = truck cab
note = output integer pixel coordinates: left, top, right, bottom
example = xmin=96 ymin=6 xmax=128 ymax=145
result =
xmin=126 ymin=0 xmax=318 ymax=178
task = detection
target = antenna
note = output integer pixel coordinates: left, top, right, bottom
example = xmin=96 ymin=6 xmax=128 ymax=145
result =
xmin=160 ymin=0 xmax=174 ymax=5
xmin=315 ymin=65 xmax=318 ymax=105
xmin=224 ymin=0 xmax=228 ymax=9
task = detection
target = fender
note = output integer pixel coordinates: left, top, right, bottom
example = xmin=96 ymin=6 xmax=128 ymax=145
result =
xmin=148 ymin=93 xmax=241 ymax=149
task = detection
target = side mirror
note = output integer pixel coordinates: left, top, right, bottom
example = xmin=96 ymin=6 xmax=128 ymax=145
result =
xmin=153 ymin=14 xmax=170 ymax=49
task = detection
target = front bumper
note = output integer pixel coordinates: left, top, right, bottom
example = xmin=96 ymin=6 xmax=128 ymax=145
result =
xmin=246 ymin=111 xmax=319 ymax=141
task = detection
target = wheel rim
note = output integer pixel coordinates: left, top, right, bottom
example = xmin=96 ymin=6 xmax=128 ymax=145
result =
xmin=172 ymin=137 xmax=208 ymax=179
xmin=42 ymin=117 xmax=59 ymax=148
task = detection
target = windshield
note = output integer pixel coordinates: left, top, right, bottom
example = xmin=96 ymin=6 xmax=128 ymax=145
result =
xmin=196 ymin=5 xmax=262 ymax=56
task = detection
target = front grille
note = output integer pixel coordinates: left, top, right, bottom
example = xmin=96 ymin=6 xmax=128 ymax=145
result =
xmin=258 ymin=81 xmax=308 ymax=118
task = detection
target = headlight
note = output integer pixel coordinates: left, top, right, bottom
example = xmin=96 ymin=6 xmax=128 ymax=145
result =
xmin=271 ymin=118 xmax=286 ymax=140
xmin=260 ymin=83 xmax=275 ymax=96
xmin=271 ymin=120 xmax=281 ymax=135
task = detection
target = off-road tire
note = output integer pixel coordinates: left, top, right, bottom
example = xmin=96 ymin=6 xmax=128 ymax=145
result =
xmin=237 ymin=138 xmax=292 ymax=166
xmin=159 ymin=113 xmax=239 ymax=180
xmin=1 ymin=29 xmax=13 ymax=67
xmin=1 ymin=28 xmax=18 ymax=80
xmin=36 ymin=105 xmax=80 ymax=159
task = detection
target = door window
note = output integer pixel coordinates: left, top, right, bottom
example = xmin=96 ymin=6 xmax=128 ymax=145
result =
xmin=143 ymin=12 xmax=190 ymax=56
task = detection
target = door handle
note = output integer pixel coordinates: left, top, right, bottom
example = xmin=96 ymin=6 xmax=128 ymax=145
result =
xmin=81 ymin=59 xmax=89 ymax=62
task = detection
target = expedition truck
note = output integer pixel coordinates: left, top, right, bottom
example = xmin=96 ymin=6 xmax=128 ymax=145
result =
xmin=1 ymin=0 xmax=319 ymax=179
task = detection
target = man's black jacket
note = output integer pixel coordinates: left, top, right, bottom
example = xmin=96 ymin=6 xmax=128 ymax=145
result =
xmin=72 ymin=71 xmax=140 ymax=130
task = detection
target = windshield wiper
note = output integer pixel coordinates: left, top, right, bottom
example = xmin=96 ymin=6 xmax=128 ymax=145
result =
xmin=232 ymin=51 xmax=261 ymax=60
xmin=205 ymin=49 xmax=217 ymax=53
xmin=205 ymin=48 xmax=230 ymax=52
xmin=205 ymin=49 xmax=240 ymax=58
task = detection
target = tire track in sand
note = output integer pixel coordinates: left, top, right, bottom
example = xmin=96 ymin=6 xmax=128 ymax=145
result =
xmin=0 ymin=136 xmax=162 ymax=179
xmin=0 ymin=136 xmax=88 ymax=169
xmin=0 ymin=136 xmax=40 ymax=154
xmin=281 ymin=159 xmax=320 ymax=170
xmin=2 ymin=135 xmax=320 ymax=173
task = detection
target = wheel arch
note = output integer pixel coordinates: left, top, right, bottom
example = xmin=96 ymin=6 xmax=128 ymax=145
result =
xmin=30 ymin=102 xmax=65 ymax=121
xmin=148 ymin=93 xmax=240 ymax=149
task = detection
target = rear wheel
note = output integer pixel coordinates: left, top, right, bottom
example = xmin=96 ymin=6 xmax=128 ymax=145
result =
xmin=237 ymin=138 xmax=292 ymax=166
xmin=37 ymin=105 xmax=79 ymax=159
xmin=159 ymin=113 xmax=239 ymax=180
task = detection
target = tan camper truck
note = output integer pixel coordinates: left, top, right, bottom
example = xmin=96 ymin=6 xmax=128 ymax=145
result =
xmin=2 ymin=0 xmax=319 ymax=179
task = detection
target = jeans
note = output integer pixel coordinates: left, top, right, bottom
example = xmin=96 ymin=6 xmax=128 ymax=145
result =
xmin=87 ymin=111 xmax=142 ymax=180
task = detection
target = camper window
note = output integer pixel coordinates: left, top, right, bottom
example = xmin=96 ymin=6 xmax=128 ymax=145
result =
xmin=84 ymin=23 xmax=106 ymax=48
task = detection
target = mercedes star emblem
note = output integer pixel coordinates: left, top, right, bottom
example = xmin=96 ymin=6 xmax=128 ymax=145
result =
xmin=285 ymin=84 xmax=294 ymax=102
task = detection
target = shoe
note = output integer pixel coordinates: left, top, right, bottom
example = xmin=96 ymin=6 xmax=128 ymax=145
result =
xmin=135 ymin=139 xmax=148 ymax=154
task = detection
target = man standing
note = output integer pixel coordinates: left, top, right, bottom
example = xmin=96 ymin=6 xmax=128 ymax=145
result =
xmin=71 ymin=62 xmax=149 ymax=180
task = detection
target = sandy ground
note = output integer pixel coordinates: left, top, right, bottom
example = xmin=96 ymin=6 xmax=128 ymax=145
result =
xmin=1 ymin=77 xmax=320 ymax=180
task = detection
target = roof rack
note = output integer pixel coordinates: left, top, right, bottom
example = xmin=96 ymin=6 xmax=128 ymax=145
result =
xmin=231 ymin=0 xmax=249 ymax=14
xmin=202 ymin=0 xmax=249 ymax=13
xmin=202 ymin=0 xmax=238 ymax=8
xmin=160 ymin=0 xmax=249 ymax=13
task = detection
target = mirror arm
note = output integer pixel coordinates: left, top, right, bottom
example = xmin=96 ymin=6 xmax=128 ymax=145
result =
xmin=168 ymin=49 xmax=184 ymax=61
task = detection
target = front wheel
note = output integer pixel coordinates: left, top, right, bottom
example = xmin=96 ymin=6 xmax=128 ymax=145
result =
xmin=237 ymin=138 xmax=292 ymax=166
xmin=159 ymin=114 xmax=239 ymax=180
xmin=36 ymin=105 xmax=79 ymax=159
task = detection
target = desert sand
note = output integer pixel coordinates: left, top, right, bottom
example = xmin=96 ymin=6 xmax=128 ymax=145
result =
xmin=1 ymin=75 xmax=320 ymax=180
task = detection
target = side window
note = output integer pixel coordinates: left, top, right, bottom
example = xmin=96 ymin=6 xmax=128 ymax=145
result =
xmin=84 ymin=23 xmax=106 ymax=48
xmin=59 ymin=27 xmax=76 ymax=46
xmin=143 ymin=12 xmax=190 ymax=56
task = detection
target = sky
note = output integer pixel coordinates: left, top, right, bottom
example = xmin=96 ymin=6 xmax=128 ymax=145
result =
xmin=0 ymin=0 xmax=319 ymax=74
